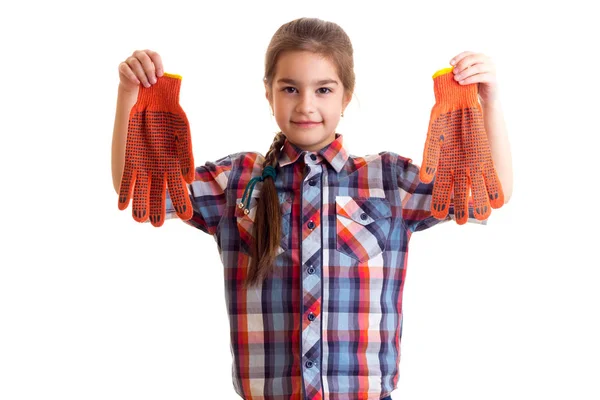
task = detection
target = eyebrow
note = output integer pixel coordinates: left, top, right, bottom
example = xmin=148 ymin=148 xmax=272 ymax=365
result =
xmin=276 ymin=78 xmax=339 ymax=86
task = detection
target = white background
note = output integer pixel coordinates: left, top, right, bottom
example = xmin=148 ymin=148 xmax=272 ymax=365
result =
xmin=1 ymin=0 xmax=598 ymax=399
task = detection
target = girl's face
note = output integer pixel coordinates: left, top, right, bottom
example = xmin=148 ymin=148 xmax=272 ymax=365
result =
xmin=266 ymin=50 xmax=351 ymax=152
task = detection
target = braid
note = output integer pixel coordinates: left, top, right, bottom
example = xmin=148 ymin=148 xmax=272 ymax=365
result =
xmin=264 ymin=131 xmax=287 ymax=168
xmin=243 ymin=131 xmax=287 ymax=289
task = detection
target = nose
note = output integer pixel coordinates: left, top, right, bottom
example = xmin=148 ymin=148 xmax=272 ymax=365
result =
xmin=295 ymin=91 xmax=316 ymax=114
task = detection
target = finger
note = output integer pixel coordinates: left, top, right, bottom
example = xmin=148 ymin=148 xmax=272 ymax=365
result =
xmin=471 ymin=171 xmax=491 ymax=220
xmin=454 ymin=58 xmax=490 ymax=78
xmin=453 ymin=64 xmax=490 ymax=81
xmin=456 ymin=72 xmax=495 ymax=86
xmin=420 ymin=111 xmax=446 ymax=183
xmin=166 ymin=172 xmax=194 ymax=221
xmin=484 ymin=162 xmax=505 ymax=209
xmin=126 ymin=56 xmax=152 ymax=88
xmin=119 ymin=119 xmax=142 ymax=209
xmin=132 ymin=170 xmax=149 ymax=222
xmin=450 ymin=51 xmax=476 ymax=66
xmin=133 ymin=49 xmax=158 ymax=85
xmin=145 ymin=49 xmax=164 ymax=78
xmin=175 ymin=113 xmax=195 ymax=183
xmin=431 ymin=166 xmax=453 ymax=220
xmin=118 ymin=62 xmax=141 ymax=86
xmin=118 ymin=162 xmax=135 ymax=210
xmin=149 ymin=171 xmax=166 ymax=227
xmin=452 ymin=169 xmax=469 ymax=225
xmin=452 ymin=53 xmax=486 ymax=75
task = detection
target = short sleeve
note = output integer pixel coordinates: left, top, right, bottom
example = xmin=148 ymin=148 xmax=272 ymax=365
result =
xmin=395 ymin=154 xmax=488 ymax=233
xmin=151 ymin=154 xmax=233 ymax=235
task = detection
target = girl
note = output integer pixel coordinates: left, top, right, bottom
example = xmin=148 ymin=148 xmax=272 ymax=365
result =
xmin=112 ymin=17 xmax=513 ymax=400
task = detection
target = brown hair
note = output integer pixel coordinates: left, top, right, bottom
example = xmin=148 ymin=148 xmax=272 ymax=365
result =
xmin=243 ymin=17 xmax=356 ymax=290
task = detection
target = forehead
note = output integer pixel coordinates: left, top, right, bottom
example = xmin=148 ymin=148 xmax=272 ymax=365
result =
xmin=274 ymin=50 xmax=340 ymax=83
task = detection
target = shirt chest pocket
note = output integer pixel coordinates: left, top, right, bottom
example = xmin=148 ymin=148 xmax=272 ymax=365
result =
xmin=335 ymin=196 xmax=392 ymax=263
xmin=235 ymin=192 xmax=293 ymax=257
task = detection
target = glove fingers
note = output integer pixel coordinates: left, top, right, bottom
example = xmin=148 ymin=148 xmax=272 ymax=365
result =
xmin=149 ymin=170 xmax=167 ymax=227
xmin=453 ymin=168 xmax=469 ymax=225
xmin=132 ymin=170 xmax=149 ymax=223
xmin=167 ymin=169 xmax=194 ymax=221
xmin=175 ymin=112 xmax=195 ymax=183
xmin=466 ymin=105 xmax=500 ymax=216
xmin=119 ymin=110 xmax=144 ymax=211
xmin=118 ymin=161 xmax=135 ymax=210
xmin=430 ymin=107 xmax=460 ymax=220
xmin=484 ymin=164 xmax=505 ymax=208
xmin=462 ymin=105 xmax=504 ymax=211
xmin=431 ymin=166 xmax=453 ymax=220
xmin=470 ymin=171 xmax=491 ymax=221
xmin=420 ymin=110 xmax=446 ymax=184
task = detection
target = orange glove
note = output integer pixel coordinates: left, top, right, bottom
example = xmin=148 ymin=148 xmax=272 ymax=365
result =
xmin=118 ymin=73 xmax=194 ymax=227
xmin=420 ymin=67 xmax=504 ymax=224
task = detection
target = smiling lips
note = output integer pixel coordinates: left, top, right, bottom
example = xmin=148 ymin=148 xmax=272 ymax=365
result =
xmin=293 ymin=121 xmax=322 ymax=127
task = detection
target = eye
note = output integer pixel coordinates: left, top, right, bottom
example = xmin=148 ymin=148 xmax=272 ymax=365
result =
xmin=281 ymin=87 xmax=333 ymax=94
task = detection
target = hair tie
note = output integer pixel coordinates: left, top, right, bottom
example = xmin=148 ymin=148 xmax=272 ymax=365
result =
xmin=237 ymin=165 xmax=277 ymax=214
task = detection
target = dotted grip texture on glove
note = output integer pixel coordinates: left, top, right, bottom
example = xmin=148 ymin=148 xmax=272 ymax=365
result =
xmin=118 ymin=73 xmax=194 ymax=227
xmin=420 ymin=67 xmax=504 ymax=225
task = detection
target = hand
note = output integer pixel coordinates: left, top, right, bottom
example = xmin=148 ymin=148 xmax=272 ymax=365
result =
xmin=449 ymin=51 xmax=498 ymax=105
xmin=118 ymin=49 xmax=164 ymax=93
xmin=117 ymin=73 xmax=195 ymax=227
xmin=420 ymin=69 xmax=504 ymax=224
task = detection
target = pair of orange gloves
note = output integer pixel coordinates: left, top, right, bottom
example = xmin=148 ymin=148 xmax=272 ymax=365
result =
xmin=118 ymin=68 xmax=503 ymax=227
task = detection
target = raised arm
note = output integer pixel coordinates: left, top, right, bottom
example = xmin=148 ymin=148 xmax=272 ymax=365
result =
xmin=482 ymin=99 xmax=513 ymax=203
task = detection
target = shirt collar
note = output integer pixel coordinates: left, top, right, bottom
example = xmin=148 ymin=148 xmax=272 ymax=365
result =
xmin=278 ymin=133 xmax=348 ymax=173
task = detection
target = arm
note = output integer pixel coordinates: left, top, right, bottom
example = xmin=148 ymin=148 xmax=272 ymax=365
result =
xmin=482 ymin=99 xmax=513 ymax=203
xmin=111 ymin=84 xmax=138 ymax=194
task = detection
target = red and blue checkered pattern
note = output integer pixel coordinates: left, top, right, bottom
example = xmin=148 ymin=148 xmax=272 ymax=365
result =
xmin=162 ymin=133 xmax=486 ymax=399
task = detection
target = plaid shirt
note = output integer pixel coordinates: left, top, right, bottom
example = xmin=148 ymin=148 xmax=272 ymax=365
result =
xmin=162 ymin=133 xmax=486 ymax=400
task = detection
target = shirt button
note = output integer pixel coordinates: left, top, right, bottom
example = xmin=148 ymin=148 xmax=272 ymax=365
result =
xmin=310 ymin=154 xmax=317 ymax=160
xmin=308 ymin=178 xmax=316 ymax=186
xmin=307 ymin=267 xmax=315 ymax=274
xmin=360 ymin=212 xmax=368 ymax=220
xmin=308 ymin=313 xmax=315 ymax=321
xmin=307 ymin=221 xmax=315 ymax=229
xmin=305 ymin=360 xmax=314 ymax=368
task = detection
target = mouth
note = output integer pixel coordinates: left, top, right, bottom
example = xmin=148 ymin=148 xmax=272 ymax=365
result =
xmin=292 ymin=121 xmax=322 ymax=127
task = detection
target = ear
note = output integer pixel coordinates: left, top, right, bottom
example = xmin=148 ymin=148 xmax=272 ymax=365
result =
xmin=265 ymin=83 xmax=273 ymax=109
xmin=342 ymin=91 xmax=352 ymax=112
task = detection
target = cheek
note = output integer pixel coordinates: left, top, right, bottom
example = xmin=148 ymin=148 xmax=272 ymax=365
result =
xmin=274 ymin=113 xmax=288 ymax=127
xmin=273 ymin=97 xmax=289 ymax=111
xmin=324 ymin=109 xmax=341 ymax=121
xmin=274 ymin=105 xmax=289 ymax=119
